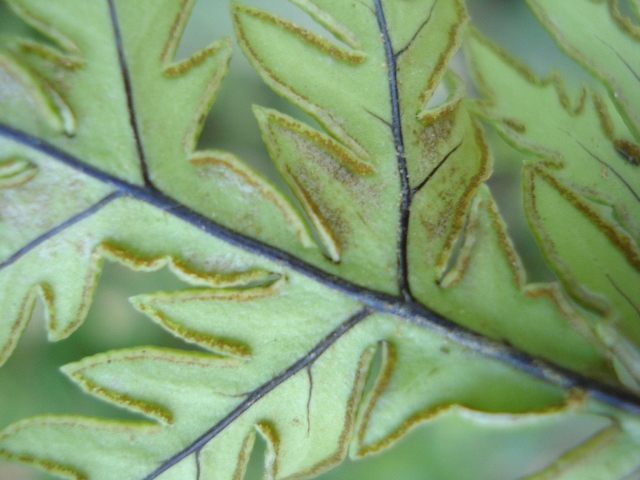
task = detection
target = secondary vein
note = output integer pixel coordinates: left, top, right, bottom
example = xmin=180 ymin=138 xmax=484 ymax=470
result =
xmin=0 ymin=191 xmax=122 ymax=269
xmin=2 ymin=122 xmax=640 ymax=421
xmin=2 ymin=3 xmax=640 ymax=472
xmin=142 ymin=308 xmax=371 ymax=480
xmin=107 ymin=0 xmax=152 ymax=188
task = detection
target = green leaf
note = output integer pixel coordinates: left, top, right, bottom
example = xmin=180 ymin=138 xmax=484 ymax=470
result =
xmin=465 ymin=1 xmax=640 ymax=477
xmin=523 ymin=420 xmax=640 ymax=480
xmin=233 ymin=0 xmax=608 ymax=378
xmin=0 ymin=0 xmax=315 ymax=365
xmin=528 ymin=0 xmax=640 ymax=138
xmin=465 ymin=9 xmax=640 ymax=391
xmin=1 ymin=1 xmax=639 ymax=479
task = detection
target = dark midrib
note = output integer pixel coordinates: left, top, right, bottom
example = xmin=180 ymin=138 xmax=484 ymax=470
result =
xmin=373 ymin=0 xmax=412 ymax=301
xmin=1 ymin=0 xmax=640 ymax=473
xmin=2 ymin=122 xmax=640 ymax=415
xmin=107 ymin=0 xmax=152 ymax=187
xmin=141 ymin=308 xmax=371 ymax=480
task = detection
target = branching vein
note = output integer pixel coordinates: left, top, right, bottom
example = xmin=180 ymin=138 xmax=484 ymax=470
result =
xmin=2 ymin=3 xmax=640 ymax=477
xmin=2 ymin=122 xmax=640 ymax=453
xmin=142 ymin=308 xmax=371 ymax=479
xmin=598 ymin=37 xmax=640 ymax=84
xmin=411 ymin=142 xmax=462 ymax=199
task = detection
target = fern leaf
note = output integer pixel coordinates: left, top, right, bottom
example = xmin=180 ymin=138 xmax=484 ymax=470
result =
xmin=0 ymin=0 xmax=313 ymax=366
xmin=528 ymin=0 xmax=640 ymax=138
xmin=465 ymin=7 xmax=640 ymax=390
xmin=1 ymin=1 xmax=640 ymax=479
xmin=233 ymin=0 xmax=610 ymax=378
xmin=523 ymin=424 xmax=640 ymax=480
xmin=466 ymin=1 xmax=640 ymax=477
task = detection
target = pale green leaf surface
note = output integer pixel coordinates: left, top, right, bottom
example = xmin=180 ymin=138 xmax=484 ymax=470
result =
xmin=0 ymin=50 xmax=71 ymax=136
xmin=528 ymin=0 xmax=640 ymax=137
xmin=0 ymin=0 xmax=639 ymax=479
xmin=0 ymin=0 xmax=317 ymax=365
xmin=0 ymin=192 xmax=278 ymax=364
xmin=524 ymin=425 xmax=640 ymax=480
xmin=465 ymin=3 xmax=640 ymax=477
xmin=0 ymin=0 xmax=140 ymax=181
xmin=0 ymin=309 xmax=579 ymax=480
xmin=524 ymin=166 xmax=640 ymax=386
xmin=0 ymin=0 xmax=315 ymax=250
xmin=0 ymin=156 xmax=37 ymax=187
xmin=233 ymin=0 xmax=473 ymax=288
xmin=412 ymin=184 xmax=611 ymax=378
xmin=254 ymin=105 xmax=376 ymax=264
xmin=236 ymin=0 xmax=608 ymax=379
xmin=466 ymin=29 xmax=640 ymax=244
xmin=466 ymin=27 xmax=640 ymax=387
xmin=111 ymin=0 xmax=313 ymax=250
xmin=233 ymin=1 xmax=400 ymax=289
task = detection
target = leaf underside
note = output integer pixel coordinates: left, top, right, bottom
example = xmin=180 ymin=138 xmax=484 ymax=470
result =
xmin=0 ymin=0 xmax=639 ymax=479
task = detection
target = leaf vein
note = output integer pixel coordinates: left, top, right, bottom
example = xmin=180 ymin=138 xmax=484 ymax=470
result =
xmin=373 ymin=0 xmax=412 ymax=301
xmin=394 ymin=0 xmax=438 ymax=59
xmin=0 ymin=191 xmax=122 ymax=270
xmin=576 ymin=140 xmax=640 ymax=203
xmin=142 ymin=308 xmax=371 ymax=479
xmin=1 ymin=124 xmax=640 ymax=425
xmin=106 ymin=0 xmax=152 ymax=187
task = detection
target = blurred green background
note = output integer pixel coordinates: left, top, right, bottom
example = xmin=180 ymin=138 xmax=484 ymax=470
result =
xmin=0 ymin=0 xmax=613 ymax=478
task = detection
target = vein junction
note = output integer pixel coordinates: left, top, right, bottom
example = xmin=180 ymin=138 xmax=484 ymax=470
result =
xmin=1 ymin=0 xmax=640 ymax=476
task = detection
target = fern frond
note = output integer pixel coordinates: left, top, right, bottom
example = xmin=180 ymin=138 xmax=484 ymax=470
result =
xmin=0 ymin=1 xmax=639 ymax=479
